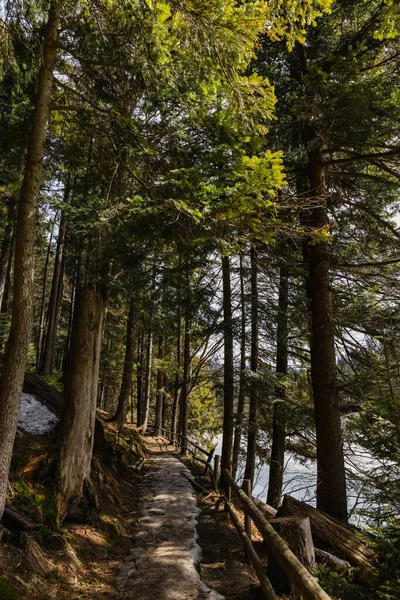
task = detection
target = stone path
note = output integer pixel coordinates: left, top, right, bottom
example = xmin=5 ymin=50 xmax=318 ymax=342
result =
xmin=116 ymin=436 xmax=224 ymax=600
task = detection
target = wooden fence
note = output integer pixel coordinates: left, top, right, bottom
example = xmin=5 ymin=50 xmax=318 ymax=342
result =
xmin=223 ymin=469 xmax=332 ymax=600
xmin=146 ymin=422 xmax=215 ymax=476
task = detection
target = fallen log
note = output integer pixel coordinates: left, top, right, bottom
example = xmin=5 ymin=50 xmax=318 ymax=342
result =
xmin=278 ymin=495 xmax=377 ymax=584
xmin=315 ymin=548 xmax=350 ymax=572
xmin=2 ymin=507 xmax=42 ymax=531
xmin=251 ymin=497 xmax=277 ymax=520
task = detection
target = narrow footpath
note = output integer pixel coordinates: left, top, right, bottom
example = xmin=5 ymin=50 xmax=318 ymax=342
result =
xmin=116 ymin=436 xmax=224 ymax=600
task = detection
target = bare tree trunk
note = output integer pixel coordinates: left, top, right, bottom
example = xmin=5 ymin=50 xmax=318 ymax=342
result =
xmin=108 ymin=295 xmax=137 ymax=429
xmin=36 ymin=215 xmax=57 ymax=369
xmin=220 ymin=254 xmax=234 ymax=487
xmin=0 ymin=234 xmax=15 ymax=354
xmin=0 ymin=0 xmax=60 ymax=521
xmin=179 ymin=266 xmax=191 ymax=454
xmin=267 ymin=265 xmax=288 ymax=508
xmin=171 ymin=256 xmax=182 ymax=441
xmin=0 ymin=201 xmax=16 ymax=309
xmin=232 ymin=252 xmax=246 ymax=479
xmin=142 ymin=331 xmax=153 ymax=433
xmin=304 ymin=144 xmax=347 ymax=521
xmin=161 ymin=372 xmax=168 ymax=428
xmin=40 ymin=205 xmax=67 ymax=375
xmin=136 ymin=329 xmax=144 ymax=425
xmin=155 ymin=336 xmax=164 ymax=434
xmin=244 ymin=246 xmax=259 ymax=488
xmin=62 ymin=257 xmax=78 ymax=375
xmin=57 ymin=285 xmax=105 ymax=522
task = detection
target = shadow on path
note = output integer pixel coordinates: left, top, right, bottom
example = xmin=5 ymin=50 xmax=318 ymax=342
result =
xmin=115 ymin=437 xmax=224 ymax=600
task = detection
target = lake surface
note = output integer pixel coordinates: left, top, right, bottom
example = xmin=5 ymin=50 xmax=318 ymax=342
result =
xmin=210 ymin=434 xmax=388 ymax=527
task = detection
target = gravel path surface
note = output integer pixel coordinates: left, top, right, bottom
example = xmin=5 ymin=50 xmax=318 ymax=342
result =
xmin=116 ymin=436 xmax=224 ymax=600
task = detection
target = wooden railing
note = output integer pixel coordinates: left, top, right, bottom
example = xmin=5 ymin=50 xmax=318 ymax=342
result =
xmin=146 ymin=422 xmax=215 ymax=477
xmin=223 ymin=469 xmax=332 ymax=600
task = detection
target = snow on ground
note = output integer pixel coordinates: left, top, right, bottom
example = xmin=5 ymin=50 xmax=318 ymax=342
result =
xmin=18 ymin=393 xmax=59 ymax=435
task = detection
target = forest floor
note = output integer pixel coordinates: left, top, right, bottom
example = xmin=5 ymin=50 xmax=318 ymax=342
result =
xmin=0 ymin=417 xmax=264 ymax=600
xmin=0 ymin=417 xmax=144 ymax=600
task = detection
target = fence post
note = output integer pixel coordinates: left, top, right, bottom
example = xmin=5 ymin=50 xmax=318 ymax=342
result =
xmin=243 ymin=479 xmax=252 ymax=544
xmin=204 ymin=446 xmax=215 ymax=476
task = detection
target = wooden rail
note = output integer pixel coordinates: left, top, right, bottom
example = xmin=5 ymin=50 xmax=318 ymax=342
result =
xmin=146 ymin=422 xmax=215 ymax=476
xmin=223 ymin=469 xmax=332 ymax=600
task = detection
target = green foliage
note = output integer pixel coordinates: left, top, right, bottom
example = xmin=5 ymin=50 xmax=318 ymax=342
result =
xmin=316 ymin=565 xmax=369 ymax=600
xmin=0 ymin=578 xmax=18 ymax=600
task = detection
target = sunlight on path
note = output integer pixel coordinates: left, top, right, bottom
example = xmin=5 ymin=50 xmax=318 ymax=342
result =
xmin=116 ymin=436 xmax=224 ymax=600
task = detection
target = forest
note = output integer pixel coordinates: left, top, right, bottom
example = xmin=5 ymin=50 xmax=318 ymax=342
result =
xmin=0 ymin=0 xmax=400 ymax=599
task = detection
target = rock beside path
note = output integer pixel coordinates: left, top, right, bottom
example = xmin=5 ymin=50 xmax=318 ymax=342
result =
xmin=116 ymin=438 xmax=224 ymax=600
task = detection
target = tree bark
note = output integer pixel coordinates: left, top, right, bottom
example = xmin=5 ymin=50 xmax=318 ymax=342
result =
xmin=142 ymin=331 xmax=153 ymax=433
xmin=220 ymin=254 xmax=234 ymax=487
xmin=62 ymin=256 xmax=78 ymax=375
xmin=57 ymin=285 xmax=105 ymax=523
xmin=171 ymin=257 xmax=182 ymax=441
xmin=155 ymin=335 xmax=164 ymax=434
xmin=36 ymin=215 xmax=57 ymax=369
xmin=0 ymin=0 xmax=60 ymax=521
xmin=267 ymin=265 xmax=289 ymax=509
xmin=244 ymin=246 xmax=259 ymax=488
xmin=136 ymin=329 xmax=144 ymax=425
xmin=161 ymin=372 xmax=168 ymax=428
xmin=0 ymin=201 xmax=16 ymax=310
xmin=179 ymin=260 xmax=191 ymax=454
xmin=232 ymin=252 xmax=247 ymax=479
xmin=40 ymin=205 xmax=67 ymax=375
xmin=278 ymin=495 xmax=376 ymax=581
xmin=108 ymin=295 xmax=137 ymax=429
xmin=303 ymin=132 xmax=348 ymax=521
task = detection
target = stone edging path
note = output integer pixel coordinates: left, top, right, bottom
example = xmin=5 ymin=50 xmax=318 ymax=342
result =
xmin=116 ymin=436 xmax=225 ymax=600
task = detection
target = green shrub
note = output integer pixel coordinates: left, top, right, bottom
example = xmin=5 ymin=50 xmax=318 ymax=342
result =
xmin=316 ymin=565 xmax=370 ymax=600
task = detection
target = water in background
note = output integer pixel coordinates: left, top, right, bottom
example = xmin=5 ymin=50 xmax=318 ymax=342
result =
xmin=211 ymin=434 xmax=391 ymax=527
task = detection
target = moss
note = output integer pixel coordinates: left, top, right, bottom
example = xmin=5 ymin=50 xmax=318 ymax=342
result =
xmin=0 ymin=577 xmax=18 ymax=600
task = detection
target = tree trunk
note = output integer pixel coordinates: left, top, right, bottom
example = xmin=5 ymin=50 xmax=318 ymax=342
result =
xmin=220 ymin=254 xmax=234 ymax=487
xmin=0 ymin=201 xmax=16 ymax=309
xmin=57 ymin=285 xmax=105 ymax=523
xmin=171 ymin=257 xmax=182 ymax=441
xmin=109 ymin=295 xmax=137 ymax=429
xmin=0 ymin=0 xmax=60 ymax=521
xmin=303 ymin=135 xmax=347 ymax=521
xmin=161 ymin=372 xmax=168 ymax=428
xmin=155 ymin=335 xmax=164 ymax=434
xmin=36 ymin=215 xmax=57 ymax=369
xmin=62 ymin=256 xmax=78 ymax=375
xmin=267 ymin=265 xmax=289 ymax=509
xmin=232 ymin=252 xmax=247 ymax=479
xmin=136 ymin=329 xmax=144 ymax=425
xmin=40 ymin=206 xmax=67 ymax=375
xmin=142 ymin=331 xmax=153 ymax=433
xmin=277 ymin=495 xmax=376 ymax=582
xmin=244 ymin=246 xmax=259 ymax=488
xmin=179 ymin=260 xmax=191 ymax=454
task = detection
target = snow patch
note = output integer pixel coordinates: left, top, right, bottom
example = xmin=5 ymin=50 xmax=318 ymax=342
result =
xmin=18 ymin=393 xmax=59 ymax=435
